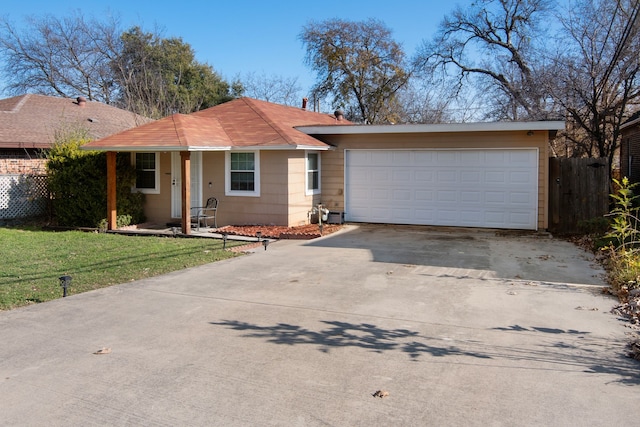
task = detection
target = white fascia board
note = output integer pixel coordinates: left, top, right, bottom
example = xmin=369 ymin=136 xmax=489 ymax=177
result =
xmin=80 ymin=144 xmax=332 ymax=152
xmin=226 ymin=145 xmax=332 ymax=151
xmin=621 ymin=117 xmax=640 ymax=130
xmin=80 ymin=146 xmax=232 ymax=152
xmin=296 ymin=121 xmax=566 ymax=135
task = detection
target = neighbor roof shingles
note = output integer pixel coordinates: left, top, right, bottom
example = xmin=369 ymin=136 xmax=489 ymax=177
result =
xmin=0 ymin=94 xmax=151 ymax=149
xmin=84 ymin=97 xmax=350 ymax=151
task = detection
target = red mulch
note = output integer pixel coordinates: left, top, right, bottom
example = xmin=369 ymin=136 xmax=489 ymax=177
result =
xmin=215 ymin=223 xmax=343 ymax=239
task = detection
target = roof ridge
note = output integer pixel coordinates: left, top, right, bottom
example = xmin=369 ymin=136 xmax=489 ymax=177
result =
xmin=0 ymin=94 xmax=30 ymax=114
xmin=243 ymin=97 xmax=305 ymax=146
xmin=171 ymin=114 xmax=188 ymax=146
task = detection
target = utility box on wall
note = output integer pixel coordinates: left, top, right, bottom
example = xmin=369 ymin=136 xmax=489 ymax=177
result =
xmin=327 ymin=211 xmax=344 ymax=224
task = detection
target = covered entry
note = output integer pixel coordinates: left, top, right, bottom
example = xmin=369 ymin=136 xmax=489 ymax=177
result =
xmin=345 ymin=149 xmax=539 ymax=230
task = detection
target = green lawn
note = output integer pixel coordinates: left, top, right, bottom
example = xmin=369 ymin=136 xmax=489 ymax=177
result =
xmin=0 ymin=227 xmax=244 ymax=310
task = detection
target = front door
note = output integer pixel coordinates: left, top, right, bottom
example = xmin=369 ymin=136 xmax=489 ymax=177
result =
xmin=171 ymin=152 xmax=202 ymax=218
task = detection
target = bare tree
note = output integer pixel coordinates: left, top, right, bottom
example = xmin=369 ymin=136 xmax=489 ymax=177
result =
xmin=0 ymin=12 xmax=121 ymax=102
xmin=239 ymin=72 xmax=302 ymax=106
xmin=300 ymin=18 xmax=411 ymax=124
xmin=550 ymin=0 xmax=640 ymax=169
xmin=393 ymin=81 xmax=456 ymax=124
xmin=415 ymin=0 xmax=555 ymax=121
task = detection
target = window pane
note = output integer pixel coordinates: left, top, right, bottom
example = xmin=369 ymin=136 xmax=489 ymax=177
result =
xmin=308 ymin=171 xmax=319 ymax=190
xmin=136 ymin=170 xmax=156 ymax=189
xmin=135 ymin=153 xmax=156 ymax=189
xmin=307 ymin=153 xmax=318 ymax=170
xmin=230 ymin=153 xmax=255 ymax=192
xmin=231 ymin=171 xmax=255 ymax=191
xmin=231 ymin=152 xmax=254 ymax=171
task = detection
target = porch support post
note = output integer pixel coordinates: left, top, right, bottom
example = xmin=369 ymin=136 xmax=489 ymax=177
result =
xmin=181 ymin=151 xmax=191 ymax=234
xmin=106 ymin=151 xmax=117 ymax=230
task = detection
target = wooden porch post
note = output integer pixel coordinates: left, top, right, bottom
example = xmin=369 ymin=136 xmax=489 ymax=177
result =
xmin=181 ymin=151 xmax=191 ymax=234
xmin=106 ymin=151 xmax=117 ymax=230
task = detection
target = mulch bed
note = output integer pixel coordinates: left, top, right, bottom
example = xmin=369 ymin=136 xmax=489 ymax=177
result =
xmin=215 ymin=223 xmax=343 ymax=240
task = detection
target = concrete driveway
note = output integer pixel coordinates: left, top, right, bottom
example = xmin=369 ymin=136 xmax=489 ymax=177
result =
xmin=0 ymin=224 xmax=638 ymax=426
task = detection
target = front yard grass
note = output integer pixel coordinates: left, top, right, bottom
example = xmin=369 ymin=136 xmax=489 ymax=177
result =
xmin=0 ymin=227 xmax=244 ymax=310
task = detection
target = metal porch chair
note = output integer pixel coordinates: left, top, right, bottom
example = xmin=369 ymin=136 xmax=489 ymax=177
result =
xmin=191 ymin=196 xmax=218 ymax=230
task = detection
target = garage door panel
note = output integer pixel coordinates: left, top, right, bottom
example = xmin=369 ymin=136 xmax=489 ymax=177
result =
xmin=371 ymin=189 xmax=390 ymax=200
xmin=415 ymin=190 xmax=434 ymax=201
xmin=460 ymin=210 xmax=484 ymax=224
xmin=509 ymin=171 xmax=534 ymax=183
xmin=392 ymin=151 xmax=411 ymax=163
xmin=345 ymin=149 xmax=538 ymax=230
xmin=461 ymin=171 xmax=481 ymax=182
xmin=436 ymin=151 xmax=458 ymax=164
xmin=461 ymin=191 xmax=482 ymax=203
xmin=392 ymin=170 xmax=411 ymax=183
xmin=438 ymin=170 xmax=457 ymax=182
xmin=413 ymin=151 xmax=435 ymax=164
xmin=371 ymin=170 xmax=390 ymax=182
xmin=392 ymin=189 xmax=411 ymax=201
xmin=510 ymin=191 xmax=534 ymax=204
xmin=415 ymin=172 xmax=434 ymax=184
xmin=414 ymin=209 xmax=434 ymax=221
xmin=437 ymin=190 xmax=458 ymax=202
xmin=485 ymin=171 xmax=507 ymax=183
xmin=369 ymin=151 xmax=389 ymax=165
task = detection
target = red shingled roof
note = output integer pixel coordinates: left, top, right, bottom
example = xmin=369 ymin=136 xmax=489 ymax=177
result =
xmin=0 ymin=94 xmax=151 ymax=150
xmin=83 ymin=97 xmax=350 ymax=151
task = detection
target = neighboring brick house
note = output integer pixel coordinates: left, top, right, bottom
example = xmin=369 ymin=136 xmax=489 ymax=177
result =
xmin=620 ymin=112 xmax=640 ymax=185
xmin=0 ymin=94 xmax=151 ymax=219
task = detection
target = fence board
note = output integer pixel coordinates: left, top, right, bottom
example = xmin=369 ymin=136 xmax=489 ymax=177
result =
xmin=548 ymin=157 xmax=609 ymax=234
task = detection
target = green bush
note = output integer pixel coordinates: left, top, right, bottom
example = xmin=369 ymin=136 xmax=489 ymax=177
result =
xmin=98 ymin=215 xmax=133 ymax=232
xmin=606 ymin=177 xmax=640 ymax=250
xmin=46 ymin=129 xmax=145 ymax=227
xmin=603 ymin=177 xmax=640 ymax=295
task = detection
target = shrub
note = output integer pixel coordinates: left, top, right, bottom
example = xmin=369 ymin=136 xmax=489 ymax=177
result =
xmin=606 ymin=177 xmax=640 ymax=250
xmin=98 ymin=215 xmax=132 ymax=232
xmin=46 ymin=128 xmax=145 ymax=227
xmin=603 ymin=177 xmax=640 ymax=295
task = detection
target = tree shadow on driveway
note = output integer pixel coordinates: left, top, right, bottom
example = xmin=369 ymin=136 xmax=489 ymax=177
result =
xmin=209 ymin=319 xmax=489 ymax=359
xmin=210 ymin=319 xmax=640 ymax=385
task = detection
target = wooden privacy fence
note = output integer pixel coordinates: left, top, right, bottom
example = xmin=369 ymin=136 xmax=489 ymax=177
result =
xmin=548 ymin=157 xmax=610 ymax=234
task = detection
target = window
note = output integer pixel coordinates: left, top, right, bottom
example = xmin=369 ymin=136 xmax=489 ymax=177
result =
xmin=133 ymin=152 xmax=159 ymax=194
xmin=226 ymin=151 xmax=260 ymax=197
xmin=306 ymin=151 xmax=320 ymax=195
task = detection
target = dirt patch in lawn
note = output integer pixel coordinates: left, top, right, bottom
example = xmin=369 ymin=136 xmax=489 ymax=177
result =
xmin=215 ymin=224 xmax=343 ymax=240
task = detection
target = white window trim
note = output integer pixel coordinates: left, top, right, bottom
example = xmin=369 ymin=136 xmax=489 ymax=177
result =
xmin=305 ymin=151 xmax=321 ymax=196
xmin=132 ymin=152 xmax=160 ymax=194
xmin=225 ymin=151 xmax=261 ymax=197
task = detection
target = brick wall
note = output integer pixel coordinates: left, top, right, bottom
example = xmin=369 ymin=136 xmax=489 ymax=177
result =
xmin=0 ymin=155 xmax=47 ymax=174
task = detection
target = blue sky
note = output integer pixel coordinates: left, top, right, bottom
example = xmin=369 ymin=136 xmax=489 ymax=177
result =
xmin=1 ymin=0 xmax=457 ymax=97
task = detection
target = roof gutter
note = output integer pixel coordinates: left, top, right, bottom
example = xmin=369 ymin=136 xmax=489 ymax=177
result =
xmin=80 ymin=144 xmax=333 ymax=152
xmin=296 ymin=121 xmax=566 ymax=135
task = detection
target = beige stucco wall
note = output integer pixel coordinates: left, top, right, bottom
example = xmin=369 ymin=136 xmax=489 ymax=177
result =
xmin=316 ymin=130 xmax=550 ymax=230
xmin=138 ymin=129 xmax=551 ymax=230
xmin=141 ymin=152 xmax=172 ymax=224
xmin=141 ymin=150 xmax=318 ymax=227
xmin=287 ymin=151 xmax=320 ymax=226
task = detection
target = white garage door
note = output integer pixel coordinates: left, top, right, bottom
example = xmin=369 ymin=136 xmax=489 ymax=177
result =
xmin=345 ymin=149 xmax=538 ymax=230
